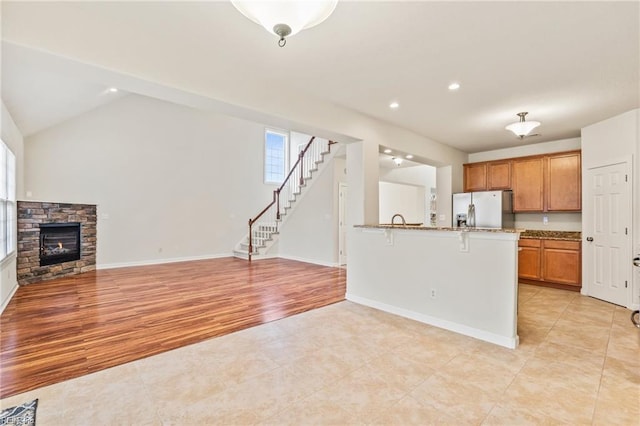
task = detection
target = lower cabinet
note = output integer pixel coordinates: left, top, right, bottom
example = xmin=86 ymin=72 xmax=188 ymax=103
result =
xmin=518 ymin=238 xmax=581 ymax=289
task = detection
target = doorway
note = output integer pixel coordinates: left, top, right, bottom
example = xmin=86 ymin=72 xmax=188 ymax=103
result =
xmin=583 ymin=160 xmax=632 ymax=306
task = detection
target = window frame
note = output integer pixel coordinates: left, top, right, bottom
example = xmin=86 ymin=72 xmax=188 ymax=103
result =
xmin=263 ymin=128 xmax=289 ymax=185
xmin=0 ymin=139 xmax=16 ymax=263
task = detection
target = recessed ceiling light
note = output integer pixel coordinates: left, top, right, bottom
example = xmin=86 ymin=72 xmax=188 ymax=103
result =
xmin=383 ymin=148 xmax=392 ymax=154
xmin=406 ymin=154 xmax=414 ymax=159
xmin=389 ymin=102 xmax=399 ymax=109
xmin=448 ymin=82 xmax=460 ymax=91
xmin=108 ymin=87 xmax=118 ymax=93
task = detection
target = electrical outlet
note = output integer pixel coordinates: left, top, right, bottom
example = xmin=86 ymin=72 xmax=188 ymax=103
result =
xmin=543 ymin=215 xmax=549 ymax=225
xmin=430 ymin=288 xmax=437 ymax=299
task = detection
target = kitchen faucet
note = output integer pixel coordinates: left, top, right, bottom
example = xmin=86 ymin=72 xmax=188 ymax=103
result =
xmin=391 ymin=214 xmax=407 ymax=226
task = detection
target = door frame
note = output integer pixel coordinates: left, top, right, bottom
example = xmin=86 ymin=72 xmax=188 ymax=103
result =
xmin=338 ymin=182 xmax=348 ymax=265
xmin=582 ymin=156 xmax=633 ymax=308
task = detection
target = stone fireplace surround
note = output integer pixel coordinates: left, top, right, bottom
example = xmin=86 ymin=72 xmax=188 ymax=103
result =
xmin=17 ymin=201 xmax=97 ymax=285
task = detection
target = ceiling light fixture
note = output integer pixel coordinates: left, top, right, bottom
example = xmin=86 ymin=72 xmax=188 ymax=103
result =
xmin=448 ymin=82 xmax=460 ymax=91
xmin=383 ymin=148 xmax=392 ymax=154
xmin=405 ymin=154 xmax=414 ymax=159
xmin=107 ymin=87 xmax=118 ymax=93
xmin=392 ymin=157 xmax=403 ymax=166
xmin=505 ymin=112 xmax=540 ymax=138
xmin=230 ymin=0 xmax=338 ymax=47
xmin=389 ymin=102 xmax=399 ymax=109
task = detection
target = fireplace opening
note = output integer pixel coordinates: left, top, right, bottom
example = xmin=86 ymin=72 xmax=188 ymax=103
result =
xmin=39 ymin=223 xmax=81 ymax=266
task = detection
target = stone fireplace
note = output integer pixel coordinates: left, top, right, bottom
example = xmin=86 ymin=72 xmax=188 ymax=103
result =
xmin=17 ymin=201 xmax=97 ymax=285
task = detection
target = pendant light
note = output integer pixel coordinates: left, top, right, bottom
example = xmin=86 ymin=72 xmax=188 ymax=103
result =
xmin=505 ymin=112 xmax=541 ymax=138
xmin=230 ymin=0 xmax=339 ymax=47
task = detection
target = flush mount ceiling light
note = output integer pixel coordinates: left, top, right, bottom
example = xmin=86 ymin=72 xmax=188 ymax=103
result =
xmin=505 ymin=112 xmax=541 ymax=138
xmin=231 ymin=0 xmax=338 ymax=47
xmin=448 ymin=82 xmax=460 ymax=91
xmin=392 ymin=157 xmax=403 ymax=166
xmin=383 ymin=148 xmax=392 ymax=154
xmin=389 ymin=101 xmax=400 ymax=109
xmin=405 ymin=154 xmax=414 ymax=159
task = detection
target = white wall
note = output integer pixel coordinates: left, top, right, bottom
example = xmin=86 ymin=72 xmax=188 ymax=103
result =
xmin=379 ymin=164 xmax=436 ymax=188
xmin=467 ymin=137 xmax=582 ymax=231
xmin=277 ymin=155 xmax=346 ymax=266
xmin=468 ymin=138 xmax=582 ymax=163
xmin=379 ymin=182 xmax=425 ymax=225
xmin=1 ymin=101 xmax=24 ymax=311
xmin=347 ymin=228 xmax=519 ymax=348
xmin=379 ymin=164 xmax=435 ymax=226
xmin=581 ymin=108 xmax=639 ymax=308
xmin=24 ymin=94 xmax=277 ymax=268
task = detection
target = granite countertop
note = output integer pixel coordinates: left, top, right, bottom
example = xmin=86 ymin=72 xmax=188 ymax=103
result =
xmin=520 ymin=230 xmax=582 ymax=241
xmin=355 ymin=225 xmax=521 ymax=233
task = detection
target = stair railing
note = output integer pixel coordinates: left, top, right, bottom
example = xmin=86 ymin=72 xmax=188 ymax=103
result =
xmin=247 ymin=136 xmax=336 ymax=260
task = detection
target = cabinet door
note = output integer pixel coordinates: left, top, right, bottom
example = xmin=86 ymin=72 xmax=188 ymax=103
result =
xmin=512 ymin=157 xmax=544 ymax=212
xmin=546 ymin=152 xmax=581 ymax=211
xmin=464 ymin=163 xmax=487 ymax=192
xmin=542 ymin=240 xmax=581 ymax=286
xmin=488 ymin=161 xmax=511 ymax=190
xmin=518 ymin=240 xmax=541 ymax=280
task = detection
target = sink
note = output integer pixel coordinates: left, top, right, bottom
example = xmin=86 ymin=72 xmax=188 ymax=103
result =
xmin=380 ymin=223 xmax=424 ymax=227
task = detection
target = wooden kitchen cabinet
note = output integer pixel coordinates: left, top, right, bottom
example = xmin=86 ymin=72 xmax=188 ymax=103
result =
xmin=487 ymin=161 xmax=511 ymax=190
xmin=463 ymin=163 xmax=487 ymax=192
xmin=518 ymin=239 xmax=542 ymax=280
xmin=464 ymin=151 xmax=581 ymax=213
xmin=542 ymin=240 xmax=581 ymax=286
xmin=512 ymin=157 xmax=544 ymax=212
xmin=463 ymin=160 xmax=511 ymax=191
xmin=546 ymin=151 xmax=581 ymax=211
xmin=518 ymin=238 xmax=581 ymax=289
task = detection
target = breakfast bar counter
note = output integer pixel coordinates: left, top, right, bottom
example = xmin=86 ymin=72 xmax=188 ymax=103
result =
xmin=347 ymin=225 xmax=521 ymax=348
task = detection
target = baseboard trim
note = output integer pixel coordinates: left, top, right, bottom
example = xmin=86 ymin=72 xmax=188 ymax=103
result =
xmin=1 ymin=283 xmax=19 ymax=314
xmin=346 ymin=293 xmax=519 ymax=349
xmin=97 ymin=253 xmax=234 ymax=270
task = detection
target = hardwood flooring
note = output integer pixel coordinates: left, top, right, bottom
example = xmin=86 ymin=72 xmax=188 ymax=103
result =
xmin=0 ymin=257 xmax=346 ymax=398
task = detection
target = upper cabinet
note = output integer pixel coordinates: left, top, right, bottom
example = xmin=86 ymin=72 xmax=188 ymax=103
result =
xmin=512 ymin=157 xmax=545 ymax=212
xmin=546 ymin=151 xmax=581 ymax=211
xmin=463 ymin=160 xmax=511 ymax=192
xmin=463 ymin=163 xmax=487 ymax=192
xmin=463 ymin=150 xmax=581 ymax=212
xmin=487 ymin=161 xmax=511 ymax=190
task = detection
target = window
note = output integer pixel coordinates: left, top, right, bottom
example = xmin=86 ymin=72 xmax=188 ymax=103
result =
xmin=0 ymin=140 xmax=16 ymax=262
xmin=264 ymin=129 xmax=288 ymax=184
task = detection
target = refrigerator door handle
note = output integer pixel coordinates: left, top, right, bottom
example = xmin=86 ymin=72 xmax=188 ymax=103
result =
xmin=467 ymin=203 xmax=476 ymax=228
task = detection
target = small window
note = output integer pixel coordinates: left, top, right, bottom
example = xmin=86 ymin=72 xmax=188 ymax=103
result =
xmin=264 ymin=129 xmax=288 ymax=184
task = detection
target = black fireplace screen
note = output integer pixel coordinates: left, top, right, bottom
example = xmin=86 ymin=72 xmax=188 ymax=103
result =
xmin=39 ymin=223 xmax=81 ymax=266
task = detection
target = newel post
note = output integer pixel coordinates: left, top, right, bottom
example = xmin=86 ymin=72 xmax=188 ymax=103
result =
xmin=276 ymin=189 xmax=281 ymax=220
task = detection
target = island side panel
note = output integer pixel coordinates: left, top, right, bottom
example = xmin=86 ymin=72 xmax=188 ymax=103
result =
xmin=347 ymin=228 xmax=519 ymax=348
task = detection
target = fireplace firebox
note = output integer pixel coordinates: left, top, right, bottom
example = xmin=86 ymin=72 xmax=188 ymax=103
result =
xmin=39 ymin=223 xmax=81 ymax=266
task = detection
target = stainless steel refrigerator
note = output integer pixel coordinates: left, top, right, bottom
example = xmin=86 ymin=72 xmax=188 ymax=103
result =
xmin=452 ymin=190 xmax=515 ymax=229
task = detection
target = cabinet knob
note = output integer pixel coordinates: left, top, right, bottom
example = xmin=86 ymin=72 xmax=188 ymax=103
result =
xmin=586 ymin=237 xmax=594 ymax=242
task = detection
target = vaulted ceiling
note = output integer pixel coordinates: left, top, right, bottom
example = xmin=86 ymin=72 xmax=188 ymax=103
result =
xmin=2 ymin=1 xmax=638 ymax=153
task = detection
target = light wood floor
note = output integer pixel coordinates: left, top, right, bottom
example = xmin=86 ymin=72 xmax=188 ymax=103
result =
xmin=0 ymin=257 xmax=346 ymax=398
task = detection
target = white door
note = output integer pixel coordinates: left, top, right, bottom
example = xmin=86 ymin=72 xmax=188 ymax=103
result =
xmin=339 ymin=183 xmax=348 ymax=265
xmin=583 ymin=161 xmax=631 ymax=306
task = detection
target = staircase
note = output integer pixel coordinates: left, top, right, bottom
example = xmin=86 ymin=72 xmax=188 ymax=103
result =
xmin=233 ymin=136 xmax=337 ymax=260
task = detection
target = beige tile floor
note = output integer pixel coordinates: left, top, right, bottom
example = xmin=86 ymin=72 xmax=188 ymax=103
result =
xmin=1 ymin=284 xmax=639 ymax=425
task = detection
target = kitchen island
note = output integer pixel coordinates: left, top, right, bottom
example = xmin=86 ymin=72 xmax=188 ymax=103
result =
xmin=347 ymin=225 xmax=521 ymax=348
